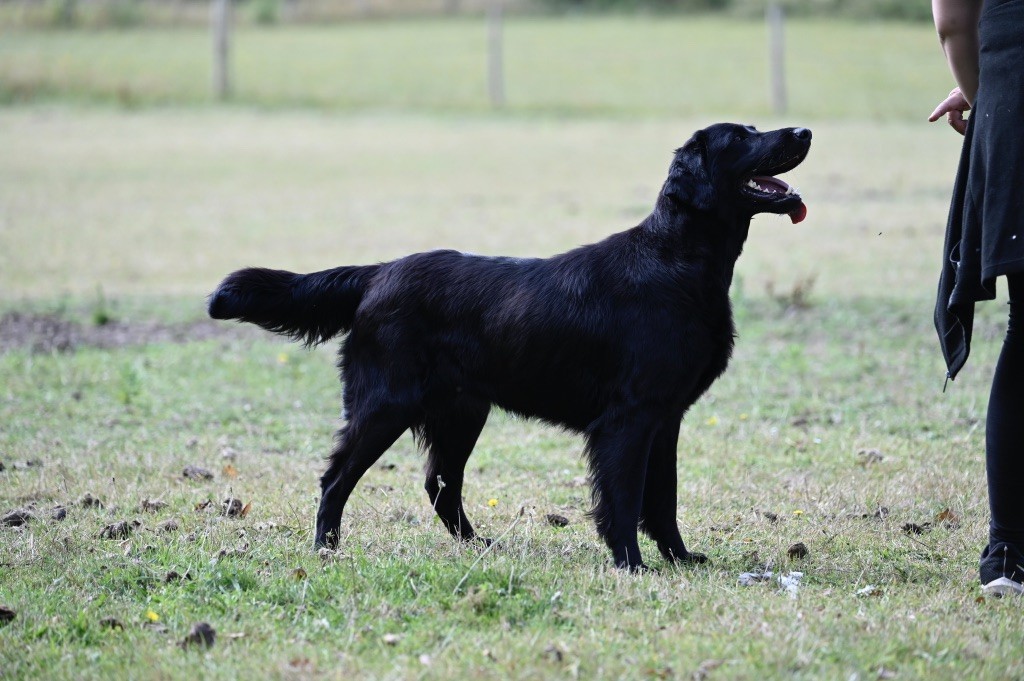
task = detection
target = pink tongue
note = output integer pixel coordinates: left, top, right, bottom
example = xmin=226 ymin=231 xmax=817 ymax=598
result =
xmin=789 ymin=202 xmax=807 ymax=224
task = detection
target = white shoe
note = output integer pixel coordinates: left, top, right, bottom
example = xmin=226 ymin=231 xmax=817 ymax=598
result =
xmin=981 ymin=576 xmax=1024 ymax=597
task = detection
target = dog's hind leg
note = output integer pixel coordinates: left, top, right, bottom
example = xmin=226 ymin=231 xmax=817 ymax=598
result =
xmin=420 ymin=400 xmax=490 ymax=543
xmin=587 ymin=414 xmax=658 ymax=572
xmin=638 ymin=421 xmax=708 ymax=565
xmin=314 ymin=406 xmax=412 ymax=550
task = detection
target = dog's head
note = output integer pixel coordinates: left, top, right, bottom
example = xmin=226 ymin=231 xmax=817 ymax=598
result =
xmin=663 ymin=123 xmax=811 ymax=223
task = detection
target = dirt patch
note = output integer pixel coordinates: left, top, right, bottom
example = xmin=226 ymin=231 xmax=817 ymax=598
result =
xmin=0 ymin=311 xmax=259 ymax=353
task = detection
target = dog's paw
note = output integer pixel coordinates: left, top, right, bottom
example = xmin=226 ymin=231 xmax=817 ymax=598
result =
xmin=313 ymin=530 xmax=340 ymax=552
xmin=627 ymin=562 xmax=655 ymax=574
xmin=678 ymin=551 xmax=709 ymax=565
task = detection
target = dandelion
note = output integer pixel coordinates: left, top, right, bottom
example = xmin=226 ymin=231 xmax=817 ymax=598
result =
xmin=705 ymin=416 xmax=719 ymax=426
xmin=487 ymin=498 xmax=498 ymax=507
xmin=739 ymin=413 xmax=749 ymax=421
xmin=145 ymin=609 xmax=160 ymax=622
xmin=793 ymin=509 xmax=805 ymax=517
xmin=277 ymin=352 xmax=289 ymax=364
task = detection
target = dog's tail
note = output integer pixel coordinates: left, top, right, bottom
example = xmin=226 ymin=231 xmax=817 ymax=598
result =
xmin=208 ymin=264 xmax=379 ymax=346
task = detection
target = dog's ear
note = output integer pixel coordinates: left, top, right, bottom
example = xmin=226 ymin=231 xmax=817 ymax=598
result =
xmin=664 ymin=130 xmax=715 ymax=211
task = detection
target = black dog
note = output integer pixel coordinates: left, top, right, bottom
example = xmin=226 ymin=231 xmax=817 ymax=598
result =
xmin=208 ymin=123 xmax=811 ymax=571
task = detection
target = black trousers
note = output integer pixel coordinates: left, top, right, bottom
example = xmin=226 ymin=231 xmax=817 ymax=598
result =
xmin=986 ymin=274 xmax=1024 ymax=547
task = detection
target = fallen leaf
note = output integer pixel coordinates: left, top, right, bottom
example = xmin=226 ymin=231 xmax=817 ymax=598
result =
xmin=183 ymin=465 xmax=213 ymax=481
xmin=14 ymin=459 xmax=43 ymax=469
xmin=546 ymin=513 xmax=570 ymax=528
xmin=1 ymin=509 xmax=33 ymax=527
xmin=857 ymin=448 xmax=884 ymax=466
xmin=935 ymin=508 xmax=960 ymax=529
xmin=787 ymin=542 xmax=809 ymax=560
xmin=222 ymin=498 xmax=243 ymax=517
xmin=213 ymin=543 xmax=249 ymax=560
xmin=100 ymin=520 xmax=139 ymax=540
xmin=79 ymin=493 xmax=104 ymax=508
xmin=222 ymin=464 xmax=238 ymax=479
xmin=288 ymin=658 xmax=314 ymax=672
xmin=194 ymin=499 xmax=213 ymax=512
xmin=182 ymin=622 xmax=216 ymax=649
xmin=292 ymin=567 xmax=307 ymax=581
xmin=138 ymin=498 xmax=168 ymax=513
xmin=693 ymin=659 xmax=724 ymax=681
xmin=239 ymin=502 xmax=252 ymax=519
xmin=99 ymin=617 xmax=124 ymax=630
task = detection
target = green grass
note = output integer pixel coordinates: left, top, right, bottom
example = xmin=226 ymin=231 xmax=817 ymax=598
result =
xmin=0 ymin=17 xmax=951 ymax=118
xmin=0 ymin=109 xmax=961 ymax=300
xmin=2 ymin=297 xmax=1021 ymax=679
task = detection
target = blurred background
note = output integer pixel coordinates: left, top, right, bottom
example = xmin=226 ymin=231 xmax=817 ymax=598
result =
xmin=0 ymin=0 xmax=960 ymax=305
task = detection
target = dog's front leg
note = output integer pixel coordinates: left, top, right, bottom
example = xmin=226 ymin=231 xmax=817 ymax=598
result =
xmin=586 ymin=416 xmax=657 ymax=572
xmin=639 ymin=420 xmax=708 ymax=565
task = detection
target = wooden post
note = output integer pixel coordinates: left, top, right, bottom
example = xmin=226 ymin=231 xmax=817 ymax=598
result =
xmin=487 ymin=0 xmax=505 ymax=109
xmin=766 ymin=2 xmax=787 ymax=115
xmin=211 ymin=0 xmax=231 ymax=100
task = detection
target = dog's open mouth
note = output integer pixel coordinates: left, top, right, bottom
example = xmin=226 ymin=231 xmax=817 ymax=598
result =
xmin=741 ymin=175 xmax=807 ymax=224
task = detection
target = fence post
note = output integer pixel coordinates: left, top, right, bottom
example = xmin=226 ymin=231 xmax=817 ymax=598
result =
xmin=211 ymin=0 xmax=231 ymax=100
xmin=487 ymin=0 xmax=505 ymax=109
xmin=766 ymin=2 xmax=787 ymax=115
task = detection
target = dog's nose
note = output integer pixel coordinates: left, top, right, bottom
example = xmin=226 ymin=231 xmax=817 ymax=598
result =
xmin=792 ymin=127 xmax=812 ymax=141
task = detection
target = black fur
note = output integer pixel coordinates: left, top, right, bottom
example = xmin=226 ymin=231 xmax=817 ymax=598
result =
xmin=209 ymin=123 xmax=811 ymax=571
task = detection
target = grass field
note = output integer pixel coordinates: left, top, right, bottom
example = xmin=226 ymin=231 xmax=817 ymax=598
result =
xmin=4 ymin=15 xmax=1023 ymax=681
xmin=1 ymin=17 xmax=949 ymax=118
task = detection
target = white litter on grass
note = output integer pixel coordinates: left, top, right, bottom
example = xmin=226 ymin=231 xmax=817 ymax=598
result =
xmin=738 ymin=570 xmax=804 ymax=598
xmin=738 ymin=570 xmax=773 ymax=586
xmin=778 ymin=571 xmax=804 ymax=598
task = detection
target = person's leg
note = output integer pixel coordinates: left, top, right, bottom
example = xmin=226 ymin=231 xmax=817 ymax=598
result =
xmin=981 ymin=273 xmax=1024 ymax=592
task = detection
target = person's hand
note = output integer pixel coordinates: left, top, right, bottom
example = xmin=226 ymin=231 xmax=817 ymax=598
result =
xmin=929 ymin=87 xmax=972 ymax=135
